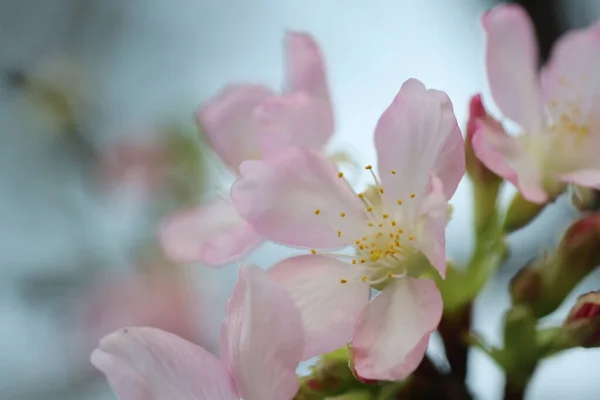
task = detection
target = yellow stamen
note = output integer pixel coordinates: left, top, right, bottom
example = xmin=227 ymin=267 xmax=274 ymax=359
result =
xmin=382 ymin=213 xmax=389 ymax=219
xmin=311 ymin=249 xmax=317 ymax=254
xmin=366 ymin=206 xmax=373 ymax=212
xmin=361 ymin=276 xmax=368 ymax=282
xmin=379 ymin=187 xmax=384 ymax=194
xmin=314 ymin=209 xmax=320 ymax=215
xmin=340 ymin=212 xmax=346 ymax=217
xmin=352 ymin=260 xmax=357 ymax=264
xmin=408 ymin=235 xmax=414 ymax=241
xmin=391 ymin=170 xmax=396 ymax=174
xmin=365 ymin=165 xmax=373 ymax=170
xmin=337 ymin=230 xmax=342 ymax=237
xmin=410 ymin=193 xmax=415 ymax=198
xmin=338 ymin=172 xmax=344 ymax=178
xmin=340 ymin=278 xmax=347 ymax=284
xmin=360 ymin=258 xmax=366 ymax=264
xmin=397 ymin=199 xmax=403 ymax=205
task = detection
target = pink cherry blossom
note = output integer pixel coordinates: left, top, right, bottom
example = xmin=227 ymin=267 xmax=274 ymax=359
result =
xmin=472 ymin=4 xmax=600 ymax=203
xmin=231 ymin=78 xmax=464 ymax=381
xmin=91 ymin=264 xmax=304 ymax=400
xmin=160 ymin=31 xmax=334 ymax=267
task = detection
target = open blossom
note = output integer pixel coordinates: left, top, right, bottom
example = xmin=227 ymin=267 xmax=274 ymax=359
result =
xmin=160 ymin=31 xmax=334 ymax=266
xmin=231 ymin=79 xmax=465 ymax=381
xmin=91 ymin=264 xmax=304 ymax=400
xmin=472 ymin=4 xmax=600 ymax=203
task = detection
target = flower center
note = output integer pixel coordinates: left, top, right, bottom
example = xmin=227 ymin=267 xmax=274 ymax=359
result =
xmin=313 ymin=165 xmax=419 ymax=288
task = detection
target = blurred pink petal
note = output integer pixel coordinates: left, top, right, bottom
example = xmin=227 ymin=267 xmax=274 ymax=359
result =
xmin=352 ymin=278 xmax=442 ymax=381
xmin=231 ymin=149 xmax=365 ymax=249
xmin=254 ymin=92 xmax=334 ymax=158
xmin=285 ymin=31 xmax=330 ymax=101
xmin=198 ymin=84 xmax=273 ymax=172
xmin=220 ymin=264 xmax=305 ymax=400
xmin=159 ymin=197 xmax=262 ymax=266
xmin=92 ymin=327 xmax=238 ymax=400
xmin=374 ymin=78 xmax=465 ymax=202
xmin=483 ymin=4 xmax=544 ymax=133
xmin=268 ymin=255 xmax=370 ymax=360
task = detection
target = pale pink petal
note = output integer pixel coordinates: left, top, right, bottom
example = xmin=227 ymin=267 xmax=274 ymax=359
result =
xmin=472 ymin=121 xmax=548 ymax=203
xmin=268 ymin=255 xmax=370 ymax=360
xmin=374 ymin=78 xmax=465 ymax=204
xmin=352 ymin=278 xmax=442 ymax=381
xmin=91 ymin=349 xmax=150 ymax=400
xmin=220 ymin=264 xmax=304 ymax=400
xmin=160 ymin=197 xmax=262 ymax=266
xmin=285 ymin=31 xmax=330 ymax=101
xmin=93 ymin=327 xmax=238 ymax=400
xmin=414 ymin=174 xmax=447 ymax=279
xmin=198 ymin=84 xmax=273 ymax=172
xmin=231 ymin=148 xmax=366 ymax=249
xmin=559 ymin=169 xmax=600 ymax=188
xmin=483 ymin=4 xmax=545 ymax=132
xmin=254 ymin=92 xmax=334 ymax=158
xmin=541 ymin=21 xmax=600 ymax=124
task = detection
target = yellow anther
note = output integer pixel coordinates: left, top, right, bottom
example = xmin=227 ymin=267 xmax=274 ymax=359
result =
xmin=397 ymin=199 xmax=403 ymax=205
xmin=362 ymin=237 xmax=367 ymax=241
xmin=361 ymin=276 xmax=368 ymax=282
xmin=410 ymin=193 xmax=415 ymax=198
xmin=389 ymin=233 xmax=394 ymax=238
xmin=340 ymin=278 xmax=347 ymax=284
xmin=391 ymin=170 xmax=396 ymax=174
xmin=391 ymin=220 xmax=397 ymax=226
xmin=370 ymin=253 xmax=380 ymax=262
xmin=314 ymin=209 xmax=321 ymax=215
xmin=387 ymin=272 xmax=393 ymax=278
xmin=340 ymin=212 xmax=346 ymax=217
xmin=366 ymin=206 xmax=373 ymax=212
xmin=359 ymin=245 xmax=364 ymax=250
xmin=408 ymin=235 xmax=414 ymax=241
xmin=378 ymin=223 xmax=383 ymax=228
xmin=360 ymin=258 xmax=366 ymax=263
xmin=311 ymin=249 xmax=317 ymax=254
xmin=379 ymin=187 xmax=384 ymax=194
xmin=358 ymin=193 xmax=364 ymax=199
xmin=398 ymin=228 xmax=404 ymax=234
xmin=368 ymin=222 xmax=374 ymax=227
xmin=382 ymin=213 xmax=389 ymax=219
xmin=365 ymin=165 xmax=373 ymax=170
xmin=354 ymin=239 xmax=361 ymax=244
xmin=338 ymin=172 xmax=344 ymax=178
xmin=352 ymin=259 xmax=357 ymax=264
xmin=337 ymin=230 xmax=342 ymax=237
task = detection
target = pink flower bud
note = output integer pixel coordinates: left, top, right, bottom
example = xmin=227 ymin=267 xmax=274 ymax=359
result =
xmin=563 ymin=291 xmax=600 ymax=348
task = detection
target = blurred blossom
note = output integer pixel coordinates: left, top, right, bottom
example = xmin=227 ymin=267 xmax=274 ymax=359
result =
xmin=472 ymin=4 xmax=600 ymax=203
xmin=160 ymin=31 xmax=335 ymax=267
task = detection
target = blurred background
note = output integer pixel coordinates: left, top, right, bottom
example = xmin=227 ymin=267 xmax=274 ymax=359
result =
xmin=1 ymin=0 xmax=599 ymax=399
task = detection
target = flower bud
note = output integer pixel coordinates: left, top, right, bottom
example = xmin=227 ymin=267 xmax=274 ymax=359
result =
xmin=465 ymin=95 xmax=504 ymax=185
xmin=509 ymin=265 xmax=543 ymax=306
xmin=502 ymin=192 xmax=547 ymax=234
xmin=563 ymin=291 xmax=600 ymax=348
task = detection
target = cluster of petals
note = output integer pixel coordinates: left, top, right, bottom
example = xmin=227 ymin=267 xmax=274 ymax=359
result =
xmin=231 ymin=78 xmax=465 ymax=381
xmin=159 ymin=31 xmax=335 ymax=266
xmin=91 ymin=264 xmax=305 ymax=400
xmin=471 ymin=3 xmax=600 ymax=203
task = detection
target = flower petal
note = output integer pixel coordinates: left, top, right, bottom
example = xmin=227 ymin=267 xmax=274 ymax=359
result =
xmin=541 ymin=21 xmax=600 ymax=124
xmin=93 ymin=327 xmax=238 ymax=400
xmin=352 ymin=278 xmax=442 ymax=381
xmin=472 ymin=120 xmax=548 ymax=203
xmin=91 ymin=349 xmax=150 ymax=400
xmin=231 ymin=148 xmax=366 ymax=249
xmin=414 ymin=174 xmax=447 ymax=279
xmin=220 ymin=264 xmax=304 ymax=400
xmin=198 ymin=84 xmax=273 ymax=172
xmin=159 ymin=197 xmax=263 ymax=266
xmin=285 ymin=31 xmax=330 ymax=101
xmin=482 ymin=4 xmax=545 ymax=133
xmin=254 ymin=92 xmax=334 ymax=158
xmin=374 ymin=78 xmax=465 ymax=203
xmin=559 ymin=169 xmax=600 ymax=188
xmin=268 ymin=255 xmax=370 ymax=360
